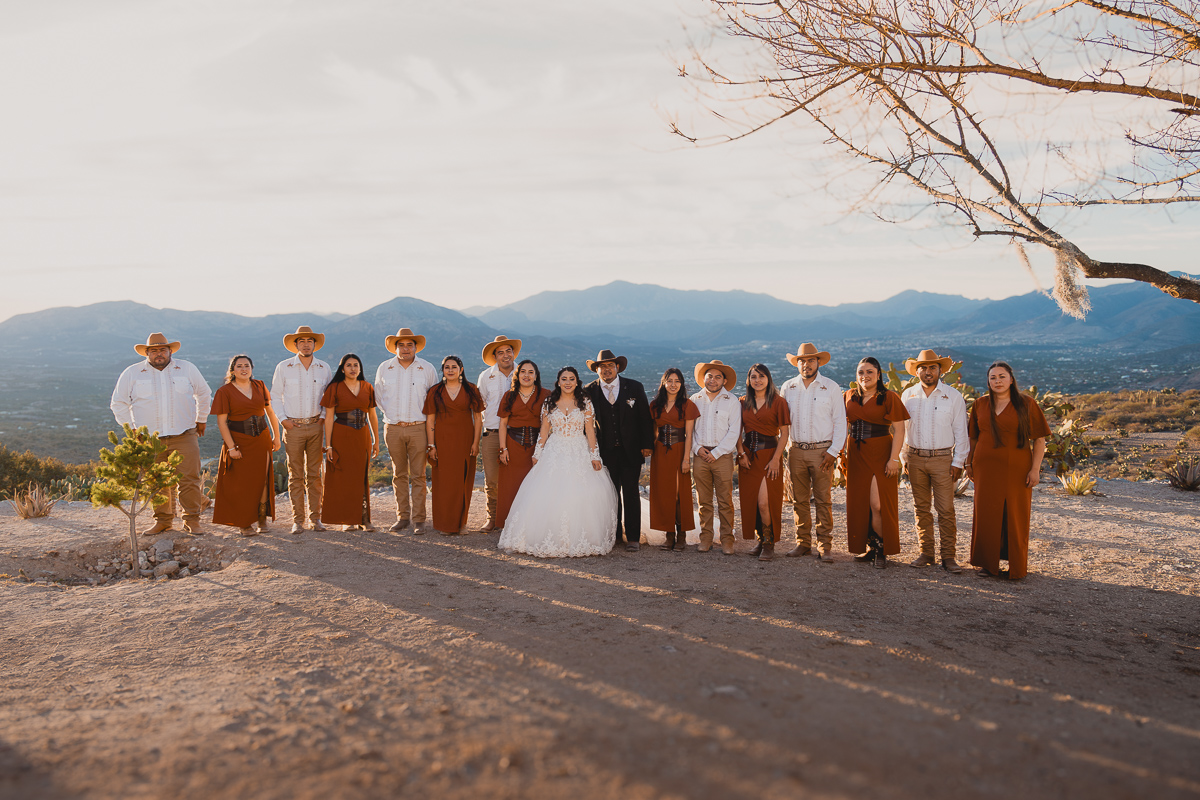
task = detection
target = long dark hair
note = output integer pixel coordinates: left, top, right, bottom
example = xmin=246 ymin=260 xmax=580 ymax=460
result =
xmin=650 ymin=368 xmax=689 ymax=420
xmin=546 ymin=366 xmax=586 ymax=412
xmin=742 ymin=363 xmax=779 ymax=411
xmin=430 ymin=355 xmax=484 ymax=414
xmin=328 ymin=354 xmax=364 ymax=387
xmin=502 ymin=359 xmax=543 ymax=414
xmin=986 ymin=361 xmax=1032 ymax=448
xmin=224 ymin=354 xmax=253 ymax=384
xmin=851 ymin=356 xmax=887 ymax=406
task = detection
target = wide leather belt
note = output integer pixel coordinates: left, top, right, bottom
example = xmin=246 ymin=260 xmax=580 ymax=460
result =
xmin=849 ymin=420 xmax=891 ymax=443
xmin=743 ymin=431 xmax=777 ymax=453
xmin=509 ymin=426 xmax=540 ymax=448
xmin=227 ymin=416 xmax=268 ymax=437
xmin=335 ymin=409 xmax=368 ymax=430
xmin=657 ymin=425 xmax=686 ymax=448
xmin=791 ymin=439 xmax=832 ymax=451
xmin=906 ymin=446 xmax=954 ymax=458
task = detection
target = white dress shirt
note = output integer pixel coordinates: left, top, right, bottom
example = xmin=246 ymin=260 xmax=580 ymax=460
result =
xmin=780 ymin=372 xmax=847 ymax=458
xmin=690 ymin=389 xmax=741 ymax=458
xmin=600 ymin=376 xmax=621 ymax=405
xmin=478 ymin=364 xmax=517 ymax=430
xmin=110 ymin=358 xmax=212 ymax=437
xmin=901 ymin=380 xmax=969 ymax=467
xmin=374 ymin=356 xmax=438 ymax=425
xmin=271 ymin=355 xmax=332 ymax=420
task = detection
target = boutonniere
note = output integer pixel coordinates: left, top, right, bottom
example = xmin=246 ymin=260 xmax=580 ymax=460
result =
xmin=626 ymin=398 xmax=635 ymax=407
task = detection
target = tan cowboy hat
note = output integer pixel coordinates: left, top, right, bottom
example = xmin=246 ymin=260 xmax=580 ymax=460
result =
xmin=694 ymin=360 xmax=737 ymax=389
xmin=905 ymin=349 xmax=954 ymax=376
xmin=134 ymin=332 xmax=181 ymax=356
xmin=481 ymin=334 xmax=522 ymax=366
xmin=282 ymin=325 xmax=325 ymax=353
xmin=786 ymin=342 xmax=831 ymax=368
xmin=586 ymin=349 xmax=628 ymax=373
xmin=384 ymin=327 xmax=427 ymax=354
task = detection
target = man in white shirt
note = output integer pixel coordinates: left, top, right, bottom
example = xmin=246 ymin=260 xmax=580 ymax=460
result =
xmin=779 ymin=343 xmax=847 ymax=562
xmin=690 ymin=360 xmax=741 ymax=554
xmin=376 ymin=327 xmax=438 ymax=534
xmin=476 ymin=335 xmax=520 ymax=532
xmin=271 ymin=326 xmax=333 ymax=535
xmin=899 ymin=349 xmax=970 ymax=573
xmin=110 ymin=332 xmax=212 ymax=535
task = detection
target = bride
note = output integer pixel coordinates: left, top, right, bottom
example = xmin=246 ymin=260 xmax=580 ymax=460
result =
xmin=499 ymin=366 xmax=618 ymax=557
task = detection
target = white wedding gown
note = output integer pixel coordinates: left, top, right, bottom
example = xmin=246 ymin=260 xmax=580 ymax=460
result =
xmin=498 ymin=400 xmax=618 ymax=557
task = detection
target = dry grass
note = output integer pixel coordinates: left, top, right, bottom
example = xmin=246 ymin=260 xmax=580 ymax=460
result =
xmin=6 ymin=483 xmax=61 ymax=519
xmin=1072 ymin=388 xmax=1200 ymax=432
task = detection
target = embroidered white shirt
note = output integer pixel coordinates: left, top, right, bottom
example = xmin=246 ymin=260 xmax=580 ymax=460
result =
xmin=900 ymin=380 xmax=969 ymax=467
xmin=780 ymin=372 xmax=847 ymax=458
xmin=374 ymin=356 xmax=437 ymax=425
xmin=689 ymin=389 xmax=741 ymax=458
xmin=477 ymin=364 xmax=517 ymax=430
xmin=270 ymin=355 xmax=332 ymax=420
xmin=110 ymin=358 xmax=212 ymax=437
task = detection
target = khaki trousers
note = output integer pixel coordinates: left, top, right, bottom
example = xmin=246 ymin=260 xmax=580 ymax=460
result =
xmin=788 ymin=447 xmax=834 ymax=548
xmin=155 ymin=430 xmax=203 ymax=525
xmin=906 ymin=450 xmax=957 ymax=559
xmin=691 ymin=452 xmax=735 ymax=547
xmin=480 ymin=429 xmax=501 ymax=521
xmin=385 ymin=423 xmax=428 ymax=524
xmin=282 ymin=420 xmax=324 ymax=524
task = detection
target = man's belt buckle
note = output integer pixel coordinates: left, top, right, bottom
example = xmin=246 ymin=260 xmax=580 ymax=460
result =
xmin=792 ymin=440 xmax=832 ymax=451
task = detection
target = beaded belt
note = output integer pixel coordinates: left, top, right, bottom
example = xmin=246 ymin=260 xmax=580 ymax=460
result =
xmin=509 ymin=426 xmax=540 ymax=448
xmin=743 ymin=430 xmax=777 ymax=453
xmin=288 ymin=416 xmax=320 ymax=425
xmin=790 ymin=439 xmax=832 ymax=451
xmin=905 ymin=446 xmax=954 ymax=458
xmin=657 ymin=425 xmax=686 ymax=448
xmin=335 ymin=409 xmax=368 ymax=430
xmin=391 ymin=420 xmax=424 ymax=427
xmin=849 ymin=420 xmax=891 ymax=443
xmin=227 ymin=415 xmax=268 ymax=437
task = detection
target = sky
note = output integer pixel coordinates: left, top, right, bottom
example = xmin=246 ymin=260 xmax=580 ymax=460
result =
xmin=0 ymin=0 xmax=1194 ymax=322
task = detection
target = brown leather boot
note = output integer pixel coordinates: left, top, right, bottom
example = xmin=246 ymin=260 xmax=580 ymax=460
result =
xmin=748 ymin=538 xmax=763 ymax=558
xmin=758 ymin=530 xmax=774 ymax=561
xmin=660 ymin=531 xmax=676 ymax=551
xmin=673 ymin=528 xmax=686 ymax=551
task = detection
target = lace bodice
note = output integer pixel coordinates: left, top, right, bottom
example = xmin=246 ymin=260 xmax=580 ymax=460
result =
xmin=546 ymin=400 xmax=593 ymax=438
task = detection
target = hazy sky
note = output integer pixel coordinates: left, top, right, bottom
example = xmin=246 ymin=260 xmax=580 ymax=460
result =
xmin=0 ymin=0 xmax=1193 ymax=321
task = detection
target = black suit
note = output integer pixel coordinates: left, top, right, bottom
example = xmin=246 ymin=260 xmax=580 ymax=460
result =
xmin=586 ymin=377 xmax=655 ymax=543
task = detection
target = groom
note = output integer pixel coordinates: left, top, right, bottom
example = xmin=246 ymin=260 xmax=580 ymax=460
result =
xmin=585 ymin=349 xmax=655 ymax=551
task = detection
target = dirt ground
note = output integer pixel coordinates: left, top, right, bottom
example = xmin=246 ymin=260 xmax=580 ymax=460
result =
xmin=1 ymin=478 xmax=1198 ymax=800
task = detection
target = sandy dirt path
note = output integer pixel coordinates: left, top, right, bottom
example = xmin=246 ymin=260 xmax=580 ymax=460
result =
xmin=1 ymin=479 xmax=1198 ymax=799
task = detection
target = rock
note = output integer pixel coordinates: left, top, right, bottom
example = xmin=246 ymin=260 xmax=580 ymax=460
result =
xmin=154 ymin=539 xmax=174 ymax=555
xmin=153 ymin=561 xmax=180 ymax=578
xmin=139 ymin=569 xmax=153 ymax=577
xmin=178 ymin=567 xmax=191 ymax=578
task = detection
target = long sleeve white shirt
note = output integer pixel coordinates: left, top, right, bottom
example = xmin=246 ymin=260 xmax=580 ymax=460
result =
xmin=900 ymin=380 xmax=970 ymax=467
xmin=690 ymin=389 xmax=741 ymax=458
xmin=270 ymin=355 xmax=332 ymax=420
xmin=477 ymin=364 xmax=516 ymax=430
xmin=780 ymin=372 xmax=847 ymax=458
xmin=374 ymin=356 xmax=438 ymax=425
xmin=110 ymin=358 xmax=212 ymax=437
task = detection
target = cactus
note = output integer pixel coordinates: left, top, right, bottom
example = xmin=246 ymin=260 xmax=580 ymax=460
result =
xmin=1059 ymin=470 xmax=1098 ymax=496
xmin=1162 ymin=458 xmax=1200 ymax=491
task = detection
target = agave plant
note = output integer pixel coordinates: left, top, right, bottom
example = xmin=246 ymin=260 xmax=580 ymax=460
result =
xmin=1059 ymin=470 xmax=1098 ymax=496
xmin=1162 ymin=458 xmax=1200 ymax=491
xmin=7 ymin=483 xmax=61 ymax=519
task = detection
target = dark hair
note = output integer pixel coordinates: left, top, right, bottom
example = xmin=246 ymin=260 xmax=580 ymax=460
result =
xmin=650 ymin=368 xmax=689 ymax=420
xmin=851 ymin=357 xmax=887 ymax=406
xmin=502 ymin=360 xmax=543 ymax=414
xmin=328 ymin=354 xmax=364 ymax=387
xmin=224 ymin=354 xmax=253 ymax=384
xmin=986 ymin=361 xmax=1032 ymax=448
xmin=430 ymin=355 xmax=484 ymax=414
xmin=546 ymin=366 xmax=586 ymax=412
xmin=741 ymin=363 xmax=779 ymax=411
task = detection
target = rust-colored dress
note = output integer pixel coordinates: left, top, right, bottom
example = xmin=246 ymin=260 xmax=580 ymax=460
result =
xmin=211 ymin=380 xmax=276 ymax=528
xmin=843 ymin=389 xmax=910 ymax=555
xmin=321 ymin=381 xmax=377 ymax=527
xmin=738 ymin=396 xmax=791 ymax=541
xmin=967 ymin=395 xmax=1051 ymax=579
xmin=423 ymin=384 xmax=481 ymax=534
xmin=649 ymin=399 xmax=701 ymax=533
xmin=496 ymin=387 xmax=552 ymax=528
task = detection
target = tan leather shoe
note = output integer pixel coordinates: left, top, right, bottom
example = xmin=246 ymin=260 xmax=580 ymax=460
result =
xmin=818 ymin=547 xmax=834 ymax=563
xmin=697 ymin=542 xmax=713 ymax=552
xmin=909 ymin=553 xmax=937 ymax=568
xmin=785 ymin=545 xmax=812 ymax=558
xmin=311 ymin=520 xmax=326 ymax=532
xmin=182 ymin=521 xmax=203 ymax=535
xmin=480 ymin=519 xmax=496 ymax=533
xmin=389 ymin=519 xmax=410 ymax=533
xmin=143 ymin=520 xmax=172 ymax=536
xmin=942 ymin=558 xmax=964 ymax=574
xmin=239 ymin=527 xmax=257 ymax=537
xmin=290 ymin=523 xmax=304 ymax=535
xmin=720 ymin=540 xmax=735 ymax=555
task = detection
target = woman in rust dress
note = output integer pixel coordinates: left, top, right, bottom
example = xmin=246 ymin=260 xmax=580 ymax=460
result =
xmin=321 ymin=354 xmax=379 ymax=532
xmin=212 ymin=355 xmax=281 ymax=536
xmin=966 ymin=361 xmax=1050 ymax=579
xmin=423 ymin=355 xmax=484 ymax=535
xmin=496 ymin=360 xmax=551 ymax=530
xmin=648 ymin=368 xmax=700 ymax=551
xmin=843 ymin=357 xmax=909 ymax=569
xmin=736 ymin=364 xmax=791 ymax=561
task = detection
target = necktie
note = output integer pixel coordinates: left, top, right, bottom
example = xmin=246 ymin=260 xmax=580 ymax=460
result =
xmin=607 ymin=383 xmax=616 ymax=404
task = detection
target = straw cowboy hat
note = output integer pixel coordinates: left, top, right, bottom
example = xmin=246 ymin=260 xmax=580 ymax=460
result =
xmin=905 ymin=349 xmax=954 ymax=376
xmin=786 ymin=342 xmax=831 ymax=368
xmin=384 ymin=327 xmax=427 ymax=354
xmin=282 ymin=325 xmax=325 ymax=353
xmin=586 ymin=349 xmax=628 ymax=373
xmin=134 ymin=332 xmax=181 ymax=356
xmin=694 ymin=360 xmax=737 ymax=389
xmin=481 ymin=334 xmax=522 ymax=366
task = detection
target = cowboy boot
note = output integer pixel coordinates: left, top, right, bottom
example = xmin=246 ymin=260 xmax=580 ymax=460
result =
xmin=660 ymin=530 xmax=676 ymax=551
xmin=758 ymin=525 xmax=774 ymax=561
xmin=748 ymin=536 xmax=763 ymax=558
xmin=674 ymin=526 xmax=687 ymax=551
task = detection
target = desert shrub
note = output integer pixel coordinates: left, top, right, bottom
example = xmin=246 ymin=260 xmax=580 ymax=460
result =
xmin=7 ymin=483 xmax=60 ymax=519
xmin=0 ymin=444 xmax=95 ymax=497
xmin=1185 ymin=425 xmax=1200 ymax=442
